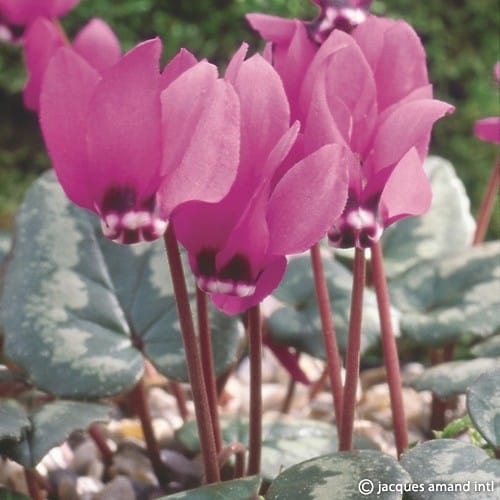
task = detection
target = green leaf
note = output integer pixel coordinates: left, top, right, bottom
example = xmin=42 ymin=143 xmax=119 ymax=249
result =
xmin=0 ymin=172 xmax=243 ymax=398
xmin=176 ymin=417 xmax=377 ymax=482
xmin=467 ymin=369 xmax=500 ymax=448
xmin=400 ymin=439 xmax=500 ymax=499
xmin=268 ymin=255 xmax=391 ymax=358
xmin=266 ymin=450 xmax=411 ymax=500
xmin=382 ymin=156 xmax=475 ymax=279
xmin=389 ymin=242 xmax=500 ymax=347
xmin=160 ymin=475 xmax=261 ymax=499
xmin=471 ymin=335 xmax=500 ymax=358
xmin=0 ymin=400 xmax=110 ymax=468
xmin=0 ymin=399 xmax=30 ymax=440
xmin=409 ymin=358 xmax=500 ymax=399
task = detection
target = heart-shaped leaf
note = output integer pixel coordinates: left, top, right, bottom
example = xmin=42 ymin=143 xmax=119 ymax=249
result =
xmin=467 ymin=369 xmax=500 ymax=448
xmin=266 ymin=450 xmax=411 ymax=499
xmin=0 ymin=400 xmax=110 ymax=468
xmin=400 ymin=439 xmax=500 ymax=499
xmin=389 ymin=242 xmax=500 ymax=347
xmin=0 ymin=399 xmax=30 ymax=440
xmin=176 ymin=416 xmax=377 ymax=482
xmin=160 ymin=475 xmax=261 ymax=499
xmin=0 ymin=172 xmax=243 ymax=398
xmin=268 ymin=255 xmax=393 ymax=358
xmin=409 ymin=358 xmax=500 ymax=399
xmin=382 ymin=156 xmax=475 ymax=279
xmin=471 ymin=335 xmax=500 ymax=358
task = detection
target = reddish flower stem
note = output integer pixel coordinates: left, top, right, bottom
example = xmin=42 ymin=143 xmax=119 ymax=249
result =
xmin=473 ymin=158 xmax=500 ymax=245
xmin=246 ymin=304 xmax=263 ymax=476
xmin=168 ymin=380 xmax=189 ymax=422
xmin=218 ymin=442 xmax=247 ymax=479
xmin=370 ymin=241 xmax=409 ymax=457
xmin=24 ymin=468 xmax=42 ymax=500
xmin=129 ymin=378 xmax=169 ymax=487
xmin=281 ymin=376 xmax=297 ymax=414
xmin=429 ymin=349 xmax=447 ymax=432
xmin=195 ymin=286 xmax=223 ymax=453
xmin=308 ymin=365 xmax=329 ymax=402
xmin=339 ymin=248 xmax=365 ymax=451
xmin=88 ymin=423 xmax=113 ymax=467
xmin=163 ymin=224 xmax=220 ymax=483
xmin=310 ymin=243 xmax=344 ymax=429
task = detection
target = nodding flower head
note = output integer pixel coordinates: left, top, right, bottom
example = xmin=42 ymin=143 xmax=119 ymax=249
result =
xmin=308 ymin=0 xmax=373 ymax=43
xmin=40 ymin=37 xmax=240 ymax=245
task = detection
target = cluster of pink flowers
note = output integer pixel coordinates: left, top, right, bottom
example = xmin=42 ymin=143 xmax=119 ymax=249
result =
xmin=9 ymin=0 xmax=455 ymax=313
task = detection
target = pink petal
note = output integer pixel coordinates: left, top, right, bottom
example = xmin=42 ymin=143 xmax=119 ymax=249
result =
xmin=211 ymin=256 xmax=287 ymax=315
xmin=22 ymin=17 xmax=65 ymax=111
xmin=367 ymin=98 xmax=454 ymax=174
xmin=246 ymin=13 xmax=298 ymax=44
xmin=160 ymin=48 xmax=198 ymax=90
xmin=267 ymin=144 xmax=349 ymax=255
xmin=85 ymin=38 xmax=163 ymax=204
xmin=474 ymin=117 xmax=500 ymax=144
xmin=0 ymin=0 xmax=79 ymax=24
xmin=224 ymin=42 xmax=248 ymax=84
xmin=378 ymin=147 xmax=432 ymax=225
xmin=159 ymin=62 xmax=240 ymax=216
xmin=39 ymin=47 xmax=100 ymax=210
xmin=73 ymin=18 xmax=121 ymax=74
xmin=373 ymin=20 xmax=429 ymax=110
xmin=232 ymin=54 xmax=291 ymax=179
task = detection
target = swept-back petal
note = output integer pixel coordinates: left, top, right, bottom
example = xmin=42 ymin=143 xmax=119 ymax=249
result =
xmin=23 ymin=17 xmax=65 ymax=111
xmin=246 ymin=13 xmax=298 ymax=43
xmin=85 ymin=38 xmax=163 ymax=203
xmin=474 ymin=117 xmax=500 ymax=144
xmin=378 ymin=148 xmax=432 ymax=225
xmin=372 ymin=20 xmax=428 ymax=110
xmin=39 ymin=47 xmax=100 ymax=210
xmin=225 ymin=43 xmax=248 ymax=84
xmin=160 ymin=64 xmax=240 ymax=216
xmin=73 ymin=18 xmax=121 ymax=74
xmin=367 ymin=98 xmax=454 ymax=174
xmin=211 ymin=256 xmax=287 ymax=315
xmin=267 ymin=144 xmax=349 ymax=255
xmin=0 ymin=0 xmax=79 ymax=24
xmin=232 ymin=54 xmax=291 ymax=180
xmin=160 ymin=48 xmax=198 ymax=90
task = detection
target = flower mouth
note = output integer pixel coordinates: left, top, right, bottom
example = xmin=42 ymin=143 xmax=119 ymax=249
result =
xmin=98 ymin=186 xmax=167 ymax=244
xmin=328 ymin=207 xmax=383 ymax=249
xmin=195 ymin=249 xmax=257 ymax=297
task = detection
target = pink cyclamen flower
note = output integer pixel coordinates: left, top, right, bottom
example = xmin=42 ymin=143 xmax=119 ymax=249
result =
xmin=40 ymin=38 xmax=240 ymax=244
xmin=300 ymin=18 xmax=454 ymax=248
xmin=474 ymin=62 xmax=500 ymax=144
xmin=0 ymin=0 xmax=79 ymax=26
xmin=23 ymin=17 xmax=120 ymax=111
xmin=171 ymin=46 xmax=348 ymax=314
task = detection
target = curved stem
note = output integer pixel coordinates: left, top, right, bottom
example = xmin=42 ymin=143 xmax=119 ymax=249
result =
xmin=370 ymin=241 xmax=409 ymax=457
xmin=88 ymin=423 xmax=113 ymax=467
xmin=129 ymin=378 xmax=169 ymax=487
xmin=168 ymin=380 xmax=189 ymax=422
xmin=163 ymin=225 xmax=220 ymax=483
xmin=24 ymin=468 xmax=42 ymax=500
xmin=247 ymin=304 xmax=262 ymax=476
xmin=196 ymin=287 xmax=222 ymax=453
xmin=218 ymin=442 xmax=247 ymax=479
xmin=310 ymin=243 xmax=344 ymax=429
xmin=339 ymin=248 xmax=365 ymax=451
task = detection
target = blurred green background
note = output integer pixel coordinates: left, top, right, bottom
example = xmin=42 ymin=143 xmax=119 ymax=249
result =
xmin=0 ymin=0 xmax=498 ymax=236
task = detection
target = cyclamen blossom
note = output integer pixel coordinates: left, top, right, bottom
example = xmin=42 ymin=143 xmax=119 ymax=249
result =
xmin=474 ymin=62 xmax=500 ymax=144
xmin=0 ymin=0 xmax=79 ymax=26
xmin=171 ymin=46 xmax=348 ymax=314
xmin=250 ymin=14 xmax=454 ymax=248
xmin=23 ymin=17 xmax=120 ymax=111
xmin=40 ymin=38 xmax=240 ymax=244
